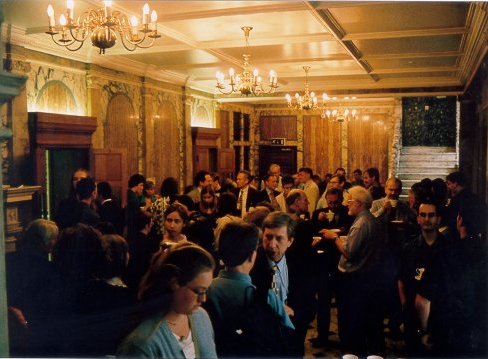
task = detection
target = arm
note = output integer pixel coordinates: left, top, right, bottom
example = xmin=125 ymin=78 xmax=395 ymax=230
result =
xmin=398 ymin=279 xmax=407 ymax=307
xmin=319 ymin=229 xmax=348 ymax=258
xmin=415 ymin=293 xmax=430 ymax=333
xmin=414 ymin=293 xmax=432 ymax=349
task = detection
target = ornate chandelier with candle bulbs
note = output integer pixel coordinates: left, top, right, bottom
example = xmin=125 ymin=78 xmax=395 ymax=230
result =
xmin=321 ymin=96 xmax=359 ymax=122
xmin=285 ymin=66 xmax=325 ymax=111
xmin=46 ymin=1 xmax=160 ymax=54
xmin=216 ymin=26 xmax=278 ymax=96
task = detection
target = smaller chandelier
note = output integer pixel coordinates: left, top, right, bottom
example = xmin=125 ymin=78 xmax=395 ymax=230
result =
xmin=321 ymin=96 xmax=359 ymax=122
xmin=46 ymin=1 xmax=161 ymax=54
xmin=285 ymin=66 xmax=325 ymax=111
xmin=216 ymin=26 xmax=278 ymax=96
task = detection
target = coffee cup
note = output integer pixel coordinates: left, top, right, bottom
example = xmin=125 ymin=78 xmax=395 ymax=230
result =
xmin=389 ymin=199 xmax=398 ymax=208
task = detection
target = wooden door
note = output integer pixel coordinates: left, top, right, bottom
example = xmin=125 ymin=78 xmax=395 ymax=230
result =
xmin=91 ymin=148 xmax=127 ymax=206
xmin=258 ymin=146 xmax=297 ymax=177
xmin=218 ymin=148 xmax=235 ymax=179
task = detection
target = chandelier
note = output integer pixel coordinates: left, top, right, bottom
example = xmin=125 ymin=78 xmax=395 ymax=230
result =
xmin=46 ymin=1 xmax=161 ymax=54
xmin=321 ymin=96 xmax=359 ymax=122
xmin=216 ymin=26 xmax=278 ymax=96
xmin=285 ymin=66 xmax=324 ymax=111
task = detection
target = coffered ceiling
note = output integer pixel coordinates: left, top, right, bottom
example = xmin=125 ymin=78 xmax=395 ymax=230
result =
xmin=2 ymin=1 xmax=488 ymax=103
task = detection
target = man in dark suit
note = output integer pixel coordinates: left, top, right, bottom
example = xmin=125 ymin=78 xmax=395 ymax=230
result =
xmin=97 ymin=181 xmax=124 ymax=235
xmin=73 ymin=178 xmax=100 ymax=227
xmin=250 ymin=208 xmax=313 ymax=356
xmin=233 ymin=170 xmax=258 ymax=218
xmin=310 ymin=188 xmax=354 ymax=347
xmin=256 ymin=174 xmax=281 ymax=210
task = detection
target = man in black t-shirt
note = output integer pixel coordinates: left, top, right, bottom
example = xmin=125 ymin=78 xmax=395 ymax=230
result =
xmin=398 ymin=201 xmax=447 ymax=355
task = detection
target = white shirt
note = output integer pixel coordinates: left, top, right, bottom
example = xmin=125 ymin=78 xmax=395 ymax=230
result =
xmin=303 ymin=179 xmax=319 ymax=214
xmin=238 ymin=186 xmax=250 ymax=218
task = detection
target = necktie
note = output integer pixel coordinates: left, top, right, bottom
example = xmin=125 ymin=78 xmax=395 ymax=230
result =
xmin=271 ymin=265 xmax=278 ymax=294
xmin=237 ymin=189 xmax=244 ymax=211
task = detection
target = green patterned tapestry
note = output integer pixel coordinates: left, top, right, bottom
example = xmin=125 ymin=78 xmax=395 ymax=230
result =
xmin=402 ymin=96 xmax=456 ymax=146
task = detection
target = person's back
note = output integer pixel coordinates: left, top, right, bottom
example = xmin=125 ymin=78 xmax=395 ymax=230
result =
xmin=205 ymin=221 xmax=293 ymax=357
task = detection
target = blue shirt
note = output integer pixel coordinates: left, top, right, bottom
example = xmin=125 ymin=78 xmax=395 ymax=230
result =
xmin=206 ymin=269 xmax=294 ymax=329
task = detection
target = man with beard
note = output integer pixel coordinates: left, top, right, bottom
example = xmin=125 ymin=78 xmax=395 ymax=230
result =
xmin=398 ymin=201 xmax=448 ymax=355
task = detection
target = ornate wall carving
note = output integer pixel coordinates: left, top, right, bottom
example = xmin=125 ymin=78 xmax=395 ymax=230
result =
xmin=26 ymin=63 xmax=86 ymax=115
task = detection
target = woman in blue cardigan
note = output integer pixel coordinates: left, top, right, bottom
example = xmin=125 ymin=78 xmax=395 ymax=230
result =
xmin=117 ymin=243 xmax=217 ymax=358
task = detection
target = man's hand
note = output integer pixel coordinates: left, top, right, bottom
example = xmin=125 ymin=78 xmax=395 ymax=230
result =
xmin=317 ymin=212 xmax=328 ymax=221
xmin=420 ymin=332 xmax=432 ymax=351
xmin=312 ymin=236 xmax=322 ymax=247
xmin=284 ymin=305 xmax=295 ymax=317
xmin=319 ymin=229 xmax=339 ymax=241
xmin=383 ymin=200 xmax=392 ymax=211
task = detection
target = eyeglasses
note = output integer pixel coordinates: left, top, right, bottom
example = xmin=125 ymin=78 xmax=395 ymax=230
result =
xmin=186 ymin=286 xmax=207 ymax=299
xmin=418 ymin=212 xmax=436 ymax=218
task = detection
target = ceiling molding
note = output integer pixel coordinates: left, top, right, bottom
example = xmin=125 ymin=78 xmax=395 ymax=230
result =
xmin=364 ymin=51 xmax=461 ymax=60
xmin=343 ymin=27 xmax=467 ymax=41
xmin=155 ymin=2 xmax=308 ymax=22
xmin=306 ymin=3 xmax=378 ymax=82
xmin=457 ymin=3 xmax=488 ymax=86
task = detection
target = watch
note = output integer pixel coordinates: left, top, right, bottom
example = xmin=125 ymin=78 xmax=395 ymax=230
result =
xmin=417 ymin=328 xmax=428 ymax=337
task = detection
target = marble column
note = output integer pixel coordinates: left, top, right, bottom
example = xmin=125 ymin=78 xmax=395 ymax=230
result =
xmin=0 ymin=4 xmax=28 ymax=355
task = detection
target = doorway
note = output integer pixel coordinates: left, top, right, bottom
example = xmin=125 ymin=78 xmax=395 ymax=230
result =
xmin=258 ymin=146 xmax=297 ymax=177
xmin=46 ymin=148 xmax=89 ymax=219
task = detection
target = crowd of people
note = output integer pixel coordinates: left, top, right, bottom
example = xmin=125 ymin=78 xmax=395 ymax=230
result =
xmin=5 ymin=164 xmax=487 ymax=358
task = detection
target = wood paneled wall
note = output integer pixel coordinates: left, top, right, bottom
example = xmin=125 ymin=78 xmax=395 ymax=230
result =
xmin=259 ymin=116 xmax=297 ymax=140
xmin=105 ymin=94 xmax=138 ymax=177
xmin=348 ymin=115 xmax=389 ymax=184
xmin=154 ymin=102 xmax=179 ymax=184
xmin=303 ymin=114 xmax=342 ymax=177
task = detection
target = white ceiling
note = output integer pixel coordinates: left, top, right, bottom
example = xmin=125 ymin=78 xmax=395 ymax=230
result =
xmin=2 ymin=1 xmax=488 ymax=103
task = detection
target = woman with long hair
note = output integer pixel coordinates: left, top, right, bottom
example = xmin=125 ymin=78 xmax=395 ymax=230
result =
xmin=199 ymin=185 xmax=218 ymax=217
xmin=117 ymin=243 xmax=216 ymax=358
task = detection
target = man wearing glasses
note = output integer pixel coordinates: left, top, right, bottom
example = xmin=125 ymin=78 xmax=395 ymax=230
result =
xmin=320 ymin=185 xmax=384 ymax=356
xmin=316 ymin=174 xmax=347 ymax=209
xmin=397 ymin=201 xmax=447 ymax=355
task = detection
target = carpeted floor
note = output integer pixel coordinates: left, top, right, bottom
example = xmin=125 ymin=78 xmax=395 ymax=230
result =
xmin=304 ymin=306 xmax=406 ymax=359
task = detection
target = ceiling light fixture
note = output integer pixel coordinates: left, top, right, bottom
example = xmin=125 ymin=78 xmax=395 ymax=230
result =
xmin=46 ymin=1 xmax=160 ymax=54
xmin=285 ymin=66 xmax=324 ymax=111
xmin=216 ymin=26 xmax=278 ymax=96
xmin=321 ymin=96 xmax=359 ymax=122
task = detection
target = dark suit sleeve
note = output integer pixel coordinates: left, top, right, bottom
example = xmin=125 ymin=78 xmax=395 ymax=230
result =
xmin=246 ymin=188 xmax=259 ymax=210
